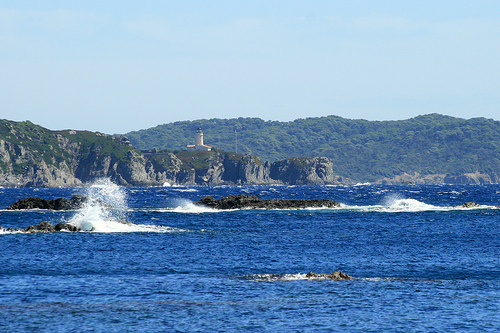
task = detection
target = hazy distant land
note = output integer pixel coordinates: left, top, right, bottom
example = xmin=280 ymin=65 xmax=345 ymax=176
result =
xmin=1 ymin=114 xmax=499 ymax=187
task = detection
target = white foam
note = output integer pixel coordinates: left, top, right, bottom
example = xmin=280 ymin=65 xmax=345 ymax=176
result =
xmin=385 ymin=198 xmax=440 ymax=212
xmin=340 ymin=196 xmax=499 ymax=213
xmin=245 ymin=273 xmax=309 ymax=281
xmin=243 ymin=273 xmax=352 ymax=281
xmin=173 ymin=188 xmax=198 ymax=192
xmin=168 ymin=199 xmax=219 ymax=213
xmin=84 ymin=218 xmax=182 ymax=233
xmin=67 ymin=178 xmax=187 ymax=233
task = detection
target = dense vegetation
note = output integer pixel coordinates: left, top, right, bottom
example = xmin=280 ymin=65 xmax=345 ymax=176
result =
xmin=126 ymin=114 xmax=500 ymax=182
xmin=0 ymin=119 xmax=135 ymax=175
xmin=0 ymin=120 xmax=72 ymax=173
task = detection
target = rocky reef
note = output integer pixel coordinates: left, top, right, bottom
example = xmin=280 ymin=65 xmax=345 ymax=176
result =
xmin=305 ymin=271 xmax=352 ymax=280
xmin=2 ymin=220 xmax=80 ymax=233
xmin=457 ymin=202 xmax=482 ymax=208
xmin=196 ymin=194 xmax=341 ymax=210
xmin=6 ymin=195 xmax=88 ymax=210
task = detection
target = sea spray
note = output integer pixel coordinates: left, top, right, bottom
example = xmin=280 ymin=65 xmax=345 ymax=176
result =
xmin=170 ymin=198 xmax=218 ymax=213
xmin=68 ymin=178 xmax=128 ymax=232
xmin=67 ymin=178 xmax=188 ymax=232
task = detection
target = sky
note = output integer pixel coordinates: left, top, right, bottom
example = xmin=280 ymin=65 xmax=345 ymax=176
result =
xmin=1 ymin=1 xmax=499 ymax=134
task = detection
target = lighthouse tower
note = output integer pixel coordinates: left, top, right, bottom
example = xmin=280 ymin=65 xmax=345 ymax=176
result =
xmin=195 ymin=127 xmax=204 ymax=146
xmin=187 ymin=127 xmax=211 ymax=151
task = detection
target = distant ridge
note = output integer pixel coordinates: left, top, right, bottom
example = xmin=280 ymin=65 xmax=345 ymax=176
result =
xmin=0 ymin=119 xmax=344 ymax=187
xmin=125 ymin=114 xmax=500 ymax=183
xmin=1 ymin=116 xmax=498 ymax=186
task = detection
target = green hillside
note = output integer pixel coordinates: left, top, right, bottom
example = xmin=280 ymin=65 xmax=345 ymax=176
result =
xmin=0 ymin=119 xmax=136 ymax=178
xmin=125 ymin=114 xmax=500 ymax=182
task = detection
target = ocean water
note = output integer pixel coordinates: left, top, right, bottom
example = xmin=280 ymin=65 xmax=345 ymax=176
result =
xmin=1 ymin=180 xmax=499 ymax=332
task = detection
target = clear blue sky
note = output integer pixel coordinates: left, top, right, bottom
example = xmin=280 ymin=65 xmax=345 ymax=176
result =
xmin=1 ymin=1 xmax=499 ymax=134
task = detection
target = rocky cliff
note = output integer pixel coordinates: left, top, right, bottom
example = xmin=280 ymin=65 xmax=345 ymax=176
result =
xmin=270 ymin=157 xmax=346 ymax=185
xmin=152 ymin=151 xmax=343 ymax=186
xmin=0 ymin=119 xmax=345 ymax=187
xmin=376 ymin=171 xmax=500 ymax=185
xmin=2 ymin=119 xmax=497 ymax=187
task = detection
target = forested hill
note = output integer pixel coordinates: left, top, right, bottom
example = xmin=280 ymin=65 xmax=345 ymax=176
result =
xmin=125 ymin=114 xmax=500 ymax=182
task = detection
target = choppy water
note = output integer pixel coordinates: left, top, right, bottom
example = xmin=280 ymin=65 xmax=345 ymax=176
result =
xmin=1 ymin=180 xmax=499 ymax=332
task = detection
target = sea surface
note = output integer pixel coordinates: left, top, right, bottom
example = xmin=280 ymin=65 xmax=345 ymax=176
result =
xmin=1 ymin=180 xmax=499 ymax=332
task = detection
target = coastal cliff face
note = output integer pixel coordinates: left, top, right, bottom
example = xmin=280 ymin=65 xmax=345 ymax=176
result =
xmin=376 ymin=171 xmax=500 ymax=185
xmin=0 ymin=139 xmax=79 ymax=187
xmin=170 ymin=152 xmax=344 ymax=186
xmin=197 ymin=153 xmax=271 ymax=185
xmin=270 ymin=157 xmax=345 ymax=185
xmin=0 ymin=120 xmax=345 ymax=187
xmin=1 ymin=119 xmax=498 ymax=187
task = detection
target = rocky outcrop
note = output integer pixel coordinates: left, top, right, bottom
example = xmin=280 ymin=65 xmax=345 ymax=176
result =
xmin=377 ymin=172 xmax=447 ymax=185
xmin=0 ymin=119 xmax=346 ymax=187
xmin=377 ymin=171 xmax=500 ymax=185
xmin=193 ymin=153 xmax=271 ymax=185
xmin=270 ymin=157 xmax=345 ymax=185
xmin=457 ymin=202 xmax=481 ymax=208
xmin=444 ymin=171 xmax=499 ymax=185
xmin=6 ymin=195 xmax=88 ymax=210
xmin=188 ymin=154 xmax=345 ymax=186
xmin=0 ymin=120 xmax=186 ymax=187
xmin=0 ymin=139 xmax=82 ymax=187
xmin=305 ymin=271 xmax=352 ymax=280
xmin=196 ymin=194 xmax=341 ymax=210
xmin=24 ymin=221 xmax=56 ymax=233
xmin=2 ymin=221 xmax=82 ymax=233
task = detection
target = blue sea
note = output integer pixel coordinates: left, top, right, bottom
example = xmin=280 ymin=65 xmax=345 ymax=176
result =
xmin=1 ymin=180 xmax=499 ymax=332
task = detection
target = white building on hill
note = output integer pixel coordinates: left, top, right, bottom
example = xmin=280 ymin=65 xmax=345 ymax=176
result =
xmin=187 ymin=127 xmax=212 ymax=151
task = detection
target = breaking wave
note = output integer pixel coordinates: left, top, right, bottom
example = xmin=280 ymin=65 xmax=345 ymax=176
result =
xmin=239 ymin=273 xmax=329 ymax=282
xmin=170 ymin=199 xmax=219 ymax=213
xmin=341 ymin=195 xmax=498 ymax=213
xmin=240 ymin=274 xmax=452 ymax=284
xmin=162 ymin=196 xmax=497 ymax=214
xmin=67 ymin=179 xmax=185 ymax=233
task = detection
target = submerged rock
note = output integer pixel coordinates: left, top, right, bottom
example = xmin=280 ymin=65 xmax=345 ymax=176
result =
xmin=458 ymin=202 xmax=481 ymax=208
xmin=54 ymin=223 xmax=80 ymax=232
xmin=197 ymin=194 xmax=341 ymax=210
xmin=6 ymin=195 xmax=88 ymax=210
xmin=4 ymin=221 xmax=87 ymax=233
xmin=306 ymin=271 xmax=352 ymax=280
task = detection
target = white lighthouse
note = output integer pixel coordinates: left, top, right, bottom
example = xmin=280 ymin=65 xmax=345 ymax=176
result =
xmin=187 ymin=127 xmax=212 ymax=151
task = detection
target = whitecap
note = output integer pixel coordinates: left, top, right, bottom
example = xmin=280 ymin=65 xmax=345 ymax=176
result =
xmin=241 ymin=273 xmax=353 ymax=282
xmin=171 ymin=199 xmax=219 ymax=213
xmin=66 ymin=178 xmax=189 ymax=233
xmin=173 ymin=188 xmax=198 ymax=193
xmin=241 ymin=273 xmax=309 ymax=282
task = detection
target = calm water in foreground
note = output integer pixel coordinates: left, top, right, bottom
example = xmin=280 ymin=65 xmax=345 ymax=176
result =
xmin=1 ymin=181 xmax=499 ymax=332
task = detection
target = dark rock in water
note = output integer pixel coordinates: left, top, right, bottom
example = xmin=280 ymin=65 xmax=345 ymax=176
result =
xmin=10 ymin=221 xmax=83 ymax=233
xmin=306 ymin=271 xmax=352 ymax=280
xmin=197 ymin=194 xmax=341 ymax=210
xmin=1 ymin=221 xmax=75 ymax=233
xmin=54 ymin=223 xmax=79 ymax=232
xmin=458 ymin=202 xmax=481 ymax=208
xmin=24 ymin=221 xmax=56 ymax=233
xmin=6 ymin=195 xmax=88 ymax=210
